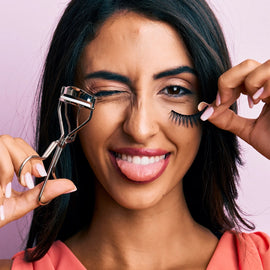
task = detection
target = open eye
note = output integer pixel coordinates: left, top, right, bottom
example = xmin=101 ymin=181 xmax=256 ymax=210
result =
xmin=161 ymin=85 xmax=192 ymax=97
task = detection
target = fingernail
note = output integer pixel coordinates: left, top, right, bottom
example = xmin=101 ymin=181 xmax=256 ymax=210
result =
xmin=25 ymin=173 xmax=35 ymax=189
xmin=0 ymin=205 xmax=5 ymax=221
xmin=200 ymin=106 xmax=214 ymax=121
xmin=64 ymin=187 xmax=77 ymax=194
xmin=253 ymin=88 xmax=264 ymax=100
xmin=248 ymin=95 xmax=254 ymax=108
xmin=216 ymin=92 xmax=221 ymax=106
xmin=5 ymin=182 xmax=12 ymax=199
xmin=35 ymin=163 xmax=47 ymax=177
xmin=197 ymin=101 xmax=208 ymax=112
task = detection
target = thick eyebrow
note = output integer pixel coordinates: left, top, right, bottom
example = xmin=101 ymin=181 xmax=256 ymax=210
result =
xmin=84 ymin=66 xmax=196 ymax=86
xmin=153 ymin=66 xmax=196 ymax=80
xmin=85 ymin=70 xmax=131 ymax=86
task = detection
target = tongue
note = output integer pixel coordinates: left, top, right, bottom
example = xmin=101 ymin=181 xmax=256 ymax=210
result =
xmin=116 ymin=158 xmax=165 ymax=182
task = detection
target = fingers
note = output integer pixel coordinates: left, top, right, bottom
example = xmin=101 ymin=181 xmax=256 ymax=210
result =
xmin=0 ymin=135 xmax=47 ymax=194
xmin=245 ymin=60 xmax=270 ymax=105
xmin=15 ymin=138 xmax=48 ymax=178
xmin=0 ymin=140 xmax=14 ymax=193
xmin=198 ymin=59 xmax=270 ymax=155
xmin=216 ymin=59 xmax=261 ymax=107
xmin=216 ymin=59 xmax=270 ymax=108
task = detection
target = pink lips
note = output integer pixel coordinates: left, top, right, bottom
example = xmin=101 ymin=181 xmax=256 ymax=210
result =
xmin=110 ymin=148 xmax=170 ymax=183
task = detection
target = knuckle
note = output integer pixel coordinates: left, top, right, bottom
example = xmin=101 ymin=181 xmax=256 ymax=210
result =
xmin=14 ymin=137 xmax=25 ymax=144
xmin=218 ymin=75 xmax=233 ymax=92
xmin=245 ymin=77 xmax=256 ymax=90
xmin=218 ymin=74 xmax=227 ymax=88
xmin=241 ymin=59 xmax=259 ymax=69
xmin=0 ymin=134 xmax=14 ymax=145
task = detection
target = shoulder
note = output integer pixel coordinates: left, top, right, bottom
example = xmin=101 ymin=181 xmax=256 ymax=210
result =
xmin=11 ymin=241 xmax=86 ymax=270
xmin=239 ymin=231 xmax=270 ymax=251
xmin=235 ymin=232 xmax=270 ymax=269
xmin=207 ymin=231 xmax=270 ymax=270
xmin=0 ymin=260 xmax=12 ymax=270
xmin=237 ymin=231 xmax=270 ymax=267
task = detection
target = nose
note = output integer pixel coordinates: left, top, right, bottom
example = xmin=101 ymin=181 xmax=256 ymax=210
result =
xmin=122 ymin=98 xmax=160 ymax=143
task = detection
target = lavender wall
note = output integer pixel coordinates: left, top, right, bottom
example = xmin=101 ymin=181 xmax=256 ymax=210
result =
xmin=0 ymin=0 xmax=269 ymax=259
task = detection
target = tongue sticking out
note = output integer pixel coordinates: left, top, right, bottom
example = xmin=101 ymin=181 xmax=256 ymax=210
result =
xmin=116 ymin=158 xmax=165 ymax=182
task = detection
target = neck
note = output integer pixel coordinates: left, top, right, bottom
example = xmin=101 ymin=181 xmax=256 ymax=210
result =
xmin=67 ymin=181 xmax=218 ymax=269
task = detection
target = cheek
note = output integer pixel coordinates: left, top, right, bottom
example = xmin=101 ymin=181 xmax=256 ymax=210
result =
xmin=77 ymin=104 xmax=125 ymax=160
xmin=169 ymin=124 xmax=202 ymax=160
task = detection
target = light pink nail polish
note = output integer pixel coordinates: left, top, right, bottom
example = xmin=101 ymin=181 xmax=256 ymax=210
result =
xmin=64 ymin=187 xmax=78 ymax=194
xmin=0 ymin=205 xmax=5 ymax=221
xmin=216 ymin=93 xmax=221 ymax=106
xmin=5 ymin=182 xmax=12 ymax=199
xmin=253 ymin=88 xmax=264 ymax=100
xmin=248 ymin=95 xmax=254 ymax=109
xmin=200 ymin=106 xmax=214 ymax=121
xmin=35 ymin=163 xmax=47 ymax=177
xmin=25 ymin=172 xmax=35 ymax=189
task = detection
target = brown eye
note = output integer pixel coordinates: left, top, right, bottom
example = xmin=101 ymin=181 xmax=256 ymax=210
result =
xmin=162 ymin=85 xmax=191 ymax=97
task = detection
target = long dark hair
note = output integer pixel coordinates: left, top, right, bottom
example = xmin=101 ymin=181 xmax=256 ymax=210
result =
xmin=25 ymin=0 xmax=254 ymax=261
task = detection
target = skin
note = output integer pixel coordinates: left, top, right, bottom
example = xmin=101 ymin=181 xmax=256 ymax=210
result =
xmin=0 ymin=11 xmax=270 ymax=270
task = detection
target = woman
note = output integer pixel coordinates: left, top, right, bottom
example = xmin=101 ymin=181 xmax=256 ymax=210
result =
xmin=0 ymin=0 xmax=269 ymax=269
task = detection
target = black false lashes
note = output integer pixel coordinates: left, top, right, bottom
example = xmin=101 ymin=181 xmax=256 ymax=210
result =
xmin=169 ymin=109 xmax=205 ymax=128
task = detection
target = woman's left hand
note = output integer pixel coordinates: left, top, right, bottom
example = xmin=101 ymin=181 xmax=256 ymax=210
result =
xmin=199 ymin=59 xmax=270 ymax=159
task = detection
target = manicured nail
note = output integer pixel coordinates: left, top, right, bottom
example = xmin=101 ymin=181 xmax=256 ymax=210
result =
xmin=35 ymin=163 xmax=47 ymax=177
xmin=25 ymin=172 xmax=35 ymax=189
xmin=200 ymin=106 xmax=214 ymax=121
xmin=5 ymin=182 xmax=12 ymax=199
xmin=0 ymin=205 xmax=5 ymax=221
xmin=216 ymin=92 xmax=221 ymax=106
xmin=253 ymin=88 xmax=264 ymax=100
xmin=197 ymin=102 xmax=208 ymax=112
xmin=64 ymin=187 xmax=77 ymax=194
xmin=248 ymin=95 xmax=254 ymax=109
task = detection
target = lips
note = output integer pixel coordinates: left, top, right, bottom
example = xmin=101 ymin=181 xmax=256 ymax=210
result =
xmin=110 ymin=148 xmax=170 ymax=183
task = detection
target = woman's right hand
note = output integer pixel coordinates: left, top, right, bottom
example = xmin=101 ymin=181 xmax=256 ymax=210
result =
xmin=0 ymin=135 xmax=76 ymax=228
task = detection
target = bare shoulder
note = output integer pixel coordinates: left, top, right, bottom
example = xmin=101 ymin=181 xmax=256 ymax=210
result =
xmin=0 ymin=260 xmax=12 ymax=270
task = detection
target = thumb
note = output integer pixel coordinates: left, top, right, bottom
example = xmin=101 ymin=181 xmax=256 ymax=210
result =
xmin=198 ymin=102 xmax=254 ymax=142
xmin=16 ymin=179 xmax=76 ymax=218
xmin=28 ymin=179 xmax=77 ymax=207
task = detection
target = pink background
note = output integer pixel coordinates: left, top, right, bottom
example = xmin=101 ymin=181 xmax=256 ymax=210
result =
xmin=0 ymin=0 xmax=269 ymax=259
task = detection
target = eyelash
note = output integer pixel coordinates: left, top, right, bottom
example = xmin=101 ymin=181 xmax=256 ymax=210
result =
xmin=94 ymin=85 xmax=191 ymax=97
xmin=92 ymin=86 xmax=203 ymax=128
xmin=94 ymin=90 xmax=124 ymax=97
xmin=169 ymin=109 xmax=205 ymax=128
xmin=161 ymin=85 xmax=192 ymax=97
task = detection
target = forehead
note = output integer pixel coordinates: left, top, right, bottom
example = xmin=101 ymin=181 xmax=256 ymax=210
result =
xmin=79 ymin=11 xmax=193 ymax=74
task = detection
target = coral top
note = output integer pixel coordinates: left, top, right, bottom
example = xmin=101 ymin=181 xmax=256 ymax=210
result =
xmin=12 ymin=231 xmax=270 ymax=269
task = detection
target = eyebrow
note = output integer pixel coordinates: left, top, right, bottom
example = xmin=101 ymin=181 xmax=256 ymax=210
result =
xmin=85 ymin=71 xmax=131 ymax=85
xmin=84 ymin=65 xmax=196 ymax=85
xmin=153 ymin=66 xmax=196 ymax=79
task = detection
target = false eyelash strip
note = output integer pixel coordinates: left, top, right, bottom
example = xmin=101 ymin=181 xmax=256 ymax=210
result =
xmin=169 ymin=108 xmax=206 ymax=128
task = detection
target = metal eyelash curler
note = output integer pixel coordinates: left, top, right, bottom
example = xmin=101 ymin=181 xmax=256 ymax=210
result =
xmin=18 ymin=86 xmax=96 ymax=205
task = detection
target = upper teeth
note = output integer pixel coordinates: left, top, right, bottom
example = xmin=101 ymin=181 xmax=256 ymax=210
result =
xmin=116 ymin=154 xmax=166 ymax=165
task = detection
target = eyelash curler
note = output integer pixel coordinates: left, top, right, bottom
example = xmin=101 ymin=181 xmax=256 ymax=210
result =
xmin=18 ymin=86 xmax=96 ymax=205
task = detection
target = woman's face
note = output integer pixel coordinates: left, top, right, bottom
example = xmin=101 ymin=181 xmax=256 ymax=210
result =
xmin=78 ymin=12 xmax=202 ymax=209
